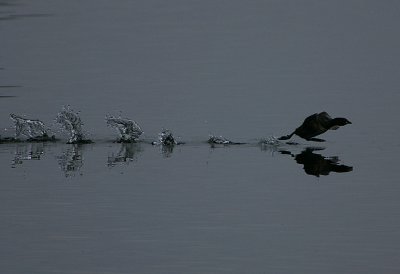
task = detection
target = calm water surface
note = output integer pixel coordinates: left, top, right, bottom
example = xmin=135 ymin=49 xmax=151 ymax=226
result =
xmin=1 ymin=1 xmax=400 ymax=273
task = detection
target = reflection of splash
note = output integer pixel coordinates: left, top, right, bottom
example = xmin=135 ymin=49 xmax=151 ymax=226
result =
xmin=11 ymin=143 xmax=45 ymax=166
xmin=10 ymin=113 xmax=51 ymax=140
xmin=105 ymin=115 xmax=143 ymax=142
xmin=160 ymin=144 xmax=175 ymax=158
xmin=107 ymin=143 xmax=143 ymax=167
xmin=280 ymin=147 xmax=353 ymax=177
xmin=57 ymin=145 xmax=84 ymax=177
xmin=56 ymin=106 xmax=91 ymax=144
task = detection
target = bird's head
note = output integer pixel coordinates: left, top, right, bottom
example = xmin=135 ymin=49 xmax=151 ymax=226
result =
xmin=334 ymin=118 xmax=352 ymax=126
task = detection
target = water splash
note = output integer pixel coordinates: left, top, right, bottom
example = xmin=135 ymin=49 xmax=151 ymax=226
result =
xmin=10 ymin=113 xmax=53 ymax=141
xmin=152 ymin=129 xmax=184 ymax=157
xmin=56 ymin=106 xmax=91 ymax=144
xmin=259 ymin=136 xmax=281 ymax=154
xmin=152 ymin=129 xmax=179 ymax=146
xmin=105 ymin=115 xmax=143 ymax=142
xmin=208 ymin=135 xmax=232 ymax=144
xmin=259 ymin=136 xmax=280 ymax=145
xmin=208 ymin=135 xmax=245 ymax=145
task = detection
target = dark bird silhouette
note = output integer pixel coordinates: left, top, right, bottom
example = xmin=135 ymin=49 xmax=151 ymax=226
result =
xmin=280 ymin=147 xmax=353 ymax=177
xmin=294 ymin=148 xmax=353 ymax=177
xmin=279 ymin=112 xmax=351 ymax=142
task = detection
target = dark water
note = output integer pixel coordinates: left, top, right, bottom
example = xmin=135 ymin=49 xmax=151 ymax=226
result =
xmin=1 ymin=1 xmax=400 ymax=273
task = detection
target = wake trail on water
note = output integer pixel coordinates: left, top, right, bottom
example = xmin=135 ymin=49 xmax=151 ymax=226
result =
xmin=1 ymin=107 xmax=292 ymax=148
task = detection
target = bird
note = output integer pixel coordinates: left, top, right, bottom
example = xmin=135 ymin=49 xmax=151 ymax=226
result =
xmin=278 ymin=112 xmax=351 ymax=142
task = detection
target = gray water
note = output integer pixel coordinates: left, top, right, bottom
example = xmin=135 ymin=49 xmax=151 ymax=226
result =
xmin=1 ymin=1 xmax=400 ymax=273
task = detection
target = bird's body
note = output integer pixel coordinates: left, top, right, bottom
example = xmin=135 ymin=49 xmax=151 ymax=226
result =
xmin=279 ymin=112 xmax=351 ymax=142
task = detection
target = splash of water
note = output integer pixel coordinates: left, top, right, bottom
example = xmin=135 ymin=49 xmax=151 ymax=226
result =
xmin=208 ymin=135 xmax=232 ymax=144
xmin=10 ymin=113 xmax=51 ymax=140
xmin=105 ymin=115 xmax=143 ymax=142
xmin=207 ymin=135 xmax=246 ymax=145
xmin=259 ymin=136 xmax=280 ymax=145
xmin=259 ymin=136 xmax=282 ymax=155
xmin=56 ymin=106 xmax=90 ymax=144
xmin=152 ymin=129 xmax=178 ymax=146
xmin=152 ymin=129 xmax=184 ymax=158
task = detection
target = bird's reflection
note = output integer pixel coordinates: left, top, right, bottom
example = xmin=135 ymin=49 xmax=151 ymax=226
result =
xmin=57 ymin=144 xmax=84 ymax=177
xmin=11 ymin=142 xmax=45 ymax=166
xmin=279 ymin=147 xmax=353 ymax=177
xmin=107 ymin=143 xmax=142 ymax=167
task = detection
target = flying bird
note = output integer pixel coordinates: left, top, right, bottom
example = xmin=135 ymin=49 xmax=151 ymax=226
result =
xmin=278 ymin=112 xmax=351 ymax=142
